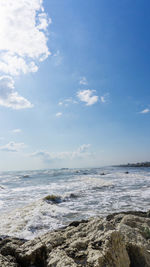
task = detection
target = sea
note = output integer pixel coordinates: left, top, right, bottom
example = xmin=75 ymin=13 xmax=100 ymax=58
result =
xmin=0 ymin=166 xmax=150 ymax=240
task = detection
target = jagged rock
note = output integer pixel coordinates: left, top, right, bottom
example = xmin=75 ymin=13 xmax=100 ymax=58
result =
xmin=0 ymin=254 xmax=18 ymax=267
xmin=0 ymin=211 xmax=150 ymax=266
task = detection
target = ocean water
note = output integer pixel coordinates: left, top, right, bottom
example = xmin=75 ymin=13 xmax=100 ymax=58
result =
xmin=0 ymin=166 xmax=150 ymax=240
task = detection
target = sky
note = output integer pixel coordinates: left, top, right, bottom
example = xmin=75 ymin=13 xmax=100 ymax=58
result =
xmin=0 ymin=0 xmax=150 ymax=171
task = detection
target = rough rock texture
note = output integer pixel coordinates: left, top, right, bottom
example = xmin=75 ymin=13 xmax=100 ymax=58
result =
xmin=1 ymin=211 xmax=150 ymax=266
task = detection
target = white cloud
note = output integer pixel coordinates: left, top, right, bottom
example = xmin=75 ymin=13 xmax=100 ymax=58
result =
xmin=140 ymin=108 xmax=150 ymax=114
xmin=0 ymin=53 xmax=38 ymax=76
xmin=0 ymin=0 xmax=51 ymax=110
xmin=0 ymin=0 xmax=51 ymax=76
xmin=0 ymin=141 xmax=26 ymax=152
xmin=12 ymin=128 xmax=22 ymax=133
xmin=0 ymin=76 xmax=33 ymax=109
xmin=37 ymin=13 xmax=52 ymax=31
xmin=31 ymin=144 xmax=91 ymax=163
xmin=79 ymin=77 xmax=88 ymax=85
xmin=77 ymin=89 xmax=98 ymax=106
xmin=56 ymin=112 xmax=62 ymax=117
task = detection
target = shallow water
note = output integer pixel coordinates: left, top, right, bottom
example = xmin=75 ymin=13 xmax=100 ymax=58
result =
xmin=0 ymin=166 xmax=149 ymax=239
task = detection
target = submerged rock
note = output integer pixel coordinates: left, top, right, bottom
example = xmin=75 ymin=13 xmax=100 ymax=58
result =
xmin=68 ymin=193 xmax=79 ymax=199
xmin=0 ymin=186 xmax=4 ymax=189
xmin=22 ymin=175 xmax=30 ymax=178
xmin=1 ymin=211 xmax=150 ymax=266
xmin=100 ymin=172 xmax=106 ymax=175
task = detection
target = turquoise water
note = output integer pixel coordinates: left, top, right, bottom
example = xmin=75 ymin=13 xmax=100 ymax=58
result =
xmin=0 ymin=167 xmax=149 ymax=239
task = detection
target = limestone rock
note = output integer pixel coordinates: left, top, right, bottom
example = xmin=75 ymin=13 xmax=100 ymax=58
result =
xmin=0 ymin=254 xmax=18 ymax=267
xmin=0 ymin=211 xmax=150 ymax=266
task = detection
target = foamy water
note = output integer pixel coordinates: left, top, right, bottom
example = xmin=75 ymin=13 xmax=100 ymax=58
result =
xmin=0 ymin=167 xmax=150 ymax=239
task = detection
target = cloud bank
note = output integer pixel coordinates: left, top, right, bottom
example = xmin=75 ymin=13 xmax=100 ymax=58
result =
xmin=0 ymin=0 xmax=50 ymax=109
xmin=31 ymin=144 xmax=91 ymax=163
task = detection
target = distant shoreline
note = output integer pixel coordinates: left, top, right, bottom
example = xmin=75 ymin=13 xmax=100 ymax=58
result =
xmin=115 ymin=162 xmax=150 ymax=167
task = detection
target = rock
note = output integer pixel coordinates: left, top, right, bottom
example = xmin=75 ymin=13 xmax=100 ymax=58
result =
xmin=43 ymin=194 xmax=62 ymax=204
xmin=69 ymin=193 xmax=79 ymax=199
xmin=0 ymin=237 xmax=25 ymax=267
xmin=68 ymin=219 xmax=88 ymax=227
xmin=22 ymin=175 xmax=30 ymax=178
xmin=0 ymin=185 xmax=4 ymax=189
xmin=0 ymin=254 xmax=18 ymax=267
xmin=0 ymin=211 xmax=150 ymax=266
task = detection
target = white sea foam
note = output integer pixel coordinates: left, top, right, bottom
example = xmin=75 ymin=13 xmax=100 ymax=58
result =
xmin=0 ymin=167 xmax=149 ymax=239
xmin=0 ymin=199 xmax=72 ymax=240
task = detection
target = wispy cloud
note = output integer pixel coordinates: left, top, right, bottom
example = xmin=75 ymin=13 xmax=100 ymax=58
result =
xmin=0 ymin=141 xmax=26 ymax=152
xmin=100 ymin=93 xmax=109 ymax=103
xmin=140 ymin=108 xmax=150 ymax=114
xmin=12 ymin=128 xmax=22 ymax=133
xmin=79 ymin=77 xmax=88 ymax=85
xmin=31 ymin=144 xmax=91 ymax=163
xmin=77 ymin=89 xmax=98 ymax=106
xmin=0 ymin=76 xmax=33 ymax=109
xmin=0 ymin=0 xmax=51 ymax=109
xmin=100 ymin=96 xmax=105 ymax=103
xmin=72 ymin=144 xmax=91 ymax=158
xmin=58 ymin=98 xmax=78 ymax=107
xmin=53 ymin=50 xmax=63 ymax=66
xmin=56 ymin=112 xmax=62 ymax=117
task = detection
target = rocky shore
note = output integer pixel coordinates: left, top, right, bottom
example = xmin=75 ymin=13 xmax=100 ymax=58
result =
xmin=1 ymin=210 xmax=150 ymax=267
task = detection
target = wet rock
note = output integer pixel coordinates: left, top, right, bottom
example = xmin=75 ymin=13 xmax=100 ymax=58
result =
xmin=1 ymin=211 xmax=150 ymax=266
xmin=22 ymin=175 xmax=30 ymax=178
xmin=0 ymin=254 xmax=18 ymax=267
xmin=69 ymin=193 xmax=79 ymax=199
xmin=0 ymin=185 xmax=4 ymax=189
xmin=43 ymin=194 xmax=62 ymax=204
xmin=68 ymin=219 xmax=88 ymax=227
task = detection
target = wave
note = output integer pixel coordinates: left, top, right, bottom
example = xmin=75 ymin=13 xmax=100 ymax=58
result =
xmin=0 ymin=191 xmax=84 ymax=240
xmin=0 ymin=199 xmax=71 ymax=240
xmin=0 ymin=167 xmax=149 ymax=240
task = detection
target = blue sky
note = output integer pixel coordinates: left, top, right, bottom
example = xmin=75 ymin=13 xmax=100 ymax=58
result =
xmin=0 ymin=0 xmax=150 ymax=171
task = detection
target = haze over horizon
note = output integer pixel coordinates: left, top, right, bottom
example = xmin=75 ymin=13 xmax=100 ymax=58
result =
xmin=0 ymin=0 xmax=150 ymax=171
